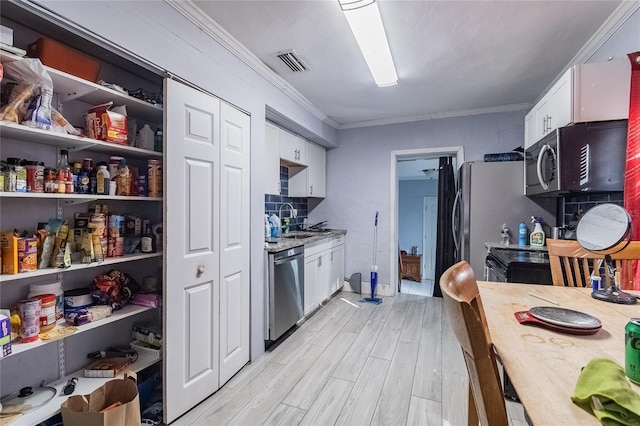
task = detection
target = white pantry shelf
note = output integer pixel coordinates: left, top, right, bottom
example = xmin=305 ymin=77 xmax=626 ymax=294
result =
xmin=0 ymin=252 xmax=163 ymax=283
xmin=16 ymin=354 xmax=160 ymax=426
xmin=0 ymin=121 xmax=163 ymax=160
xmin=6 ymin=304 xmax=154 ymax=357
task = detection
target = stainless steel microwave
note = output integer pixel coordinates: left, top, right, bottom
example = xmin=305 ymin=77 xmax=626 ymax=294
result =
xmin=525 ymin=120 xmax=628 ymax=196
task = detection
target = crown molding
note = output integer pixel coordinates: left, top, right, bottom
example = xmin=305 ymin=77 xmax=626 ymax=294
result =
xmin=536 ymin=1 xmax=640 ymax=103
xmin=572 ymin=0 xmax=640 ymax=65
xmin=338 ymin=102 xmax=533 ymax=130
xmin=165 ymin=0 xmax=340 ymax=129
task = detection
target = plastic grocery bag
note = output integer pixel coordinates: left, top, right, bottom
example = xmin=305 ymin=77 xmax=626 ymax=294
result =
xmin=1 ymin=58 xmax=53 ymax=130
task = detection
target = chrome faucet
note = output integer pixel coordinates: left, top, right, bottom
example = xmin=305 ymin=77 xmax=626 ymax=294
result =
xmin=279 ymin=203 xmax=298 ymax=220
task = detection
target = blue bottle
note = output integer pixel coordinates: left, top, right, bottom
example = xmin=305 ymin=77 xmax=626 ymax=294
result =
xmin=518 ymin=222 xmax=528 ymax=245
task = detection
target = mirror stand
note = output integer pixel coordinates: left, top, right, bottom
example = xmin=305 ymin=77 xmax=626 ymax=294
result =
xmin=591 ymin=255 xmax=637 ymax=304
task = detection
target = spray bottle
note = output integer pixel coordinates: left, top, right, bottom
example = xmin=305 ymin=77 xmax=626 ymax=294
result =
xmin=530 ymin=216 xmax=545 ymax=246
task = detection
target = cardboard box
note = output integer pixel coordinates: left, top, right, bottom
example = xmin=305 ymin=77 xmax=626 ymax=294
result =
xmin=18 ymin=237 xmax=38 ymax=272
xmin=1 ymin=232 xmax=18 ymax=275
xmin=27 ymin=37 xmax=101 ymax=82
xmin=0 ymin=314 xmax=11 ymax=358
xmin=85 ymin=102 xmax=128 ymax=145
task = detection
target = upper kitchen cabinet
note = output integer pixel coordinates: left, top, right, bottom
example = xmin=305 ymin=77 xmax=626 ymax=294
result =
xmin=265 ymin=122 xmax=281 ymax=195
xmin=280 ymin=128 xmax=308 ymax=166
xmin=524 ymin=59 xmax=630 ymax=148
xmin=289 ymin=142 xmax=326 ymax=198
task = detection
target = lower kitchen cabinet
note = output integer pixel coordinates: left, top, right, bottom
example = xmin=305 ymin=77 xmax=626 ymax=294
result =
xmin=304 ymin=240 xmax=330 ymax=315
xmin=329 ymin=235 xmax=345 ymax=295
xmin=303 ymin=234 xmax=345 ymax=316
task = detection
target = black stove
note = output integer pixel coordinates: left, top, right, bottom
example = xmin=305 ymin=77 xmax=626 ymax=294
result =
xmin=485 ymin=247 xmax=552 ymax=284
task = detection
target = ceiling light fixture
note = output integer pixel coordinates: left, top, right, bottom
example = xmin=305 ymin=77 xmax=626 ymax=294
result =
xmin=338 ymin=0 xmax=398 ymax=87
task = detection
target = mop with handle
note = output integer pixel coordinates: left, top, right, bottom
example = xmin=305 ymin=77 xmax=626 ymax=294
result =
xmin=361 ymin=211 xmax=382 ymax=304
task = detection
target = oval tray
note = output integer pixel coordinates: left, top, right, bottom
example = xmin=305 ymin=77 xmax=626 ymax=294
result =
xmin=529 ymin=306 xmax=602 ymax=329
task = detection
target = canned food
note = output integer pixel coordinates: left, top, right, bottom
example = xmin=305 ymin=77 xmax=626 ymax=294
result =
xmin=25 ymin=161 xmax=44 ymax=193
xmin=18 ymin=298 xmax=42 ymax=343
xmin=148 ymin=160 xmax=162 ymax=197
xmin=626 ymin=319 xmax=640 ymax=384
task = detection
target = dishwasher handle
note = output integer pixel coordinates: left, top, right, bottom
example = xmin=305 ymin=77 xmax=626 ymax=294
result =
xmin=274 ymin=256 xmax=301 ymax=266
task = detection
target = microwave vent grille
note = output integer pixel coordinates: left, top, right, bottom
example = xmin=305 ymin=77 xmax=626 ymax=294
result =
xmin=580 ymin=144 xmax=590 ymax=185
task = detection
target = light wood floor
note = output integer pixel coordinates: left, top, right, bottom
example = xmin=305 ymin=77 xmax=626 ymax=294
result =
xmin=175 ymin=291 xmax=527 ymax=426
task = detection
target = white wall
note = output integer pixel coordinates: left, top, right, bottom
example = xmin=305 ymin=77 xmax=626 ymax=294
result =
xmin=310 ymin=110 xmax=527 ymax=288
xmin=32 ymin=0 xmax=337 ymax=361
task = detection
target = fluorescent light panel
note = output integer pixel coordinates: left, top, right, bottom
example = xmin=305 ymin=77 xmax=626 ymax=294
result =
xmin=339 ymin=0 xmax=398 ymax=87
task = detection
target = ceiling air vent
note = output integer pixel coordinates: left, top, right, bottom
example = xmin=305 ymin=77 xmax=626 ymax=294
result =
xmin=276 ymin=49 xmax=309 ymax=72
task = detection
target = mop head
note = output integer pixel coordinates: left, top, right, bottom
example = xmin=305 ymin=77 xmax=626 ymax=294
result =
xmin=360 ymin=297 xmax=383 ymax=304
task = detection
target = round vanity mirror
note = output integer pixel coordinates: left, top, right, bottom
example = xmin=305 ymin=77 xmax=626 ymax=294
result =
xmin=576 ymin=203 xmax=636 ymax=305
xmin=576 ymin=203 xmax=631 ymax=252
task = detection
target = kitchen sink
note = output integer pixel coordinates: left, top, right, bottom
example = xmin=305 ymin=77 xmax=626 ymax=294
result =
xmin=282 ymin=232 xmax=316 ymax=239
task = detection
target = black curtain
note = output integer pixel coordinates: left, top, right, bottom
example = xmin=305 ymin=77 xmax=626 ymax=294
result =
xmin=433 ymin=157 xmax=456 ymax=298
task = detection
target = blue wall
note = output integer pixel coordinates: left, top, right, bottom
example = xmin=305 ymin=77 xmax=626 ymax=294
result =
xmin=398 ymin=180 xmax=439 ymax=254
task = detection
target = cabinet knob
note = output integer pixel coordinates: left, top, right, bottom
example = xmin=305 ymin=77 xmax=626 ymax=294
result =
xmin=197 ymin=265 xmax=205 ymax=277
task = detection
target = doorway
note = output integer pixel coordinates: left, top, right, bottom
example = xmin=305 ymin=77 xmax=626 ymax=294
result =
xmin=391 ymin=147 xmax=464 ymax=296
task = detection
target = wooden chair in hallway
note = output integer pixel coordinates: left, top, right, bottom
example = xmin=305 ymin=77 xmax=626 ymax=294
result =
xmin=547 ymin=238 xmax=640 ymax=289
xmin=440 ymin=261 xmax=508 ymax=426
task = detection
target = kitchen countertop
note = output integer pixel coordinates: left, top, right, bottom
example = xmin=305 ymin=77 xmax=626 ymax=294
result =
xmin=485 ymin=242 xmax=548 ymax=252
xmin=264 ymin=229 xmax=347 ymax=253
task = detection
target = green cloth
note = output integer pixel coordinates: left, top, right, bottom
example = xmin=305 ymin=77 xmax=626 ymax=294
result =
xmin=572 ymin=358 xmax=640 ymax=425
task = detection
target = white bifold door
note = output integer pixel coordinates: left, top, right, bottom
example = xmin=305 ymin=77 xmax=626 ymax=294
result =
xmin=164 ymin=79 xmax=250 ymax=423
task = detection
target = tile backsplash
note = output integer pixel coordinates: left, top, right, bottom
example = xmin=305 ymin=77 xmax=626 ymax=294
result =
xmin=561 ymin=192 xmax=624 ymax=225
xmin=264 ymin=166 xmax=308 ymax=230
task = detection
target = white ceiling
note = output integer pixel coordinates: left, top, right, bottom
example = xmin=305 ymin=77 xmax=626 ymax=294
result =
xmin=191 ymin=0 xmax=626 ymax=129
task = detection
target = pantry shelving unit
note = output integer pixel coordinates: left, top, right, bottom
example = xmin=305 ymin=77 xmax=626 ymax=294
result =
xmin=0 ymin=37 xmax=164 ymax=424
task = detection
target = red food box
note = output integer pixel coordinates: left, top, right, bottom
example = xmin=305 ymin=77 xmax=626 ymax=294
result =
xmin=85 ymin=102 xmax=128 ymax=145
xmin=27 ymin=37 xmax=101 ymax=82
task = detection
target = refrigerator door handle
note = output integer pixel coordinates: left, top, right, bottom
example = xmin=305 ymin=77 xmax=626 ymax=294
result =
xmin=452 ymin=189 xmax=461 ymax=254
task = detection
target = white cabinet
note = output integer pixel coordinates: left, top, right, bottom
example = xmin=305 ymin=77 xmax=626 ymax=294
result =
xmin=289 ymin=142 xmax=326 ymax=198
xmin=524 ymin=59 xmax=630 ymax=148
xmin=279 ymin=128 xmax=308 ymax=166
xmin=265 ymin=122 xmax=281 ymax=195
xmin=303 ymin=238 xmax=330 ymax=315
xmin=329 ymin=235 xmax=345 ymax=295
xmin=302 ymin=234 xmax=345 ymax=316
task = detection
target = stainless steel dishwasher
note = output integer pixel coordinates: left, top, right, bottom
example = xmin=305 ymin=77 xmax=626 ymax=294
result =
xmin=266 ymin=246 xmax=305 ymax=343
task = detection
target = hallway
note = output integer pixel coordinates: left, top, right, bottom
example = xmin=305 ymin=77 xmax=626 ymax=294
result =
xmin=175 ymin=291 xmax=526 ymax=425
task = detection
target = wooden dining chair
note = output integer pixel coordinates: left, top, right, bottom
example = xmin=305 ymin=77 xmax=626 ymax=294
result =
xmin=546 ymin=238 xmax=640 ymax=289
xmin=440 ymin=261 xmax=508 ymax=426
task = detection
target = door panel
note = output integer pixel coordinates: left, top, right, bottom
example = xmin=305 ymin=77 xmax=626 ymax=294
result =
xmin=165 ymin=79 xmax=221 ymax=423
xmin=186 ymin=282 xmax=215 ymax=378
xmin=219 ymin=102 xmax=251 ymax=385
xmin=186 ymin=159 xmax=214 ymax=252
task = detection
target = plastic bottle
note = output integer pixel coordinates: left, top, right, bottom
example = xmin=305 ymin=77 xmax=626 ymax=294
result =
xmin=518 ymin=222 xmax=528 ymax=245
xmin=96 ymin=164 xmax=110 ymax=195
xmin=138 ymin=124 xmax=154 ymax=150
xmin=500 ymin=223 xmax=510 ymax=246
xmin=530 ymin=216 xmax=545 ymax=246
xmin=264 ymin=215 xmax=271 ymax=239
xmin=269 ymin=214 xmax=281 ymax=238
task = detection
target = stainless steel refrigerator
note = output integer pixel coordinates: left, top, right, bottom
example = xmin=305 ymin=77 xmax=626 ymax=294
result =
xmin=453 ymin=161 xmax=556 ymax=279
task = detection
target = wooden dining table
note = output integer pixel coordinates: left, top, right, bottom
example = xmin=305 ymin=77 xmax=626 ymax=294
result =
xmin=477 ymin=281 xmax=640 ymax=425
